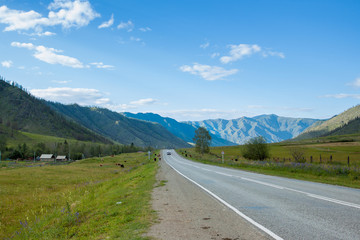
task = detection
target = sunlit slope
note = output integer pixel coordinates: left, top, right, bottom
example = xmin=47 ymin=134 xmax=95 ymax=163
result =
xmin=295 ymin=105 xmax=360 ymax=140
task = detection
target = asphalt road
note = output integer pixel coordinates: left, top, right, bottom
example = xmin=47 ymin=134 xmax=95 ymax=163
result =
xmin=163 ymin=149 xmax=360 ymax=240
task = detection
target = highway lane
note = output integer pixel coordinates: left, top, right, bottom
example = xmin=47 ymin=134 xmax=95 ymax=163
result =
xmin=162 ymin=149 xmax=360 ymax=240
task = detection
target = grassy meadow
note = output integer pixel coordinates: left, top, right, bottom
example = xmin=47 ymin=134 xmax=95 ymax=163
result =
xmin=179 ymin=134 xmax=360 ymax=188
xmin=0 ymin=152 xmax=159 ymax=239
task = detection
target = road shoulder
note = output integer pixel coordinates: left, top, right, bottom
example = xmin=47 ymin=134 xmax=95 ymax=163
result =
xmin=145 ymin=158 xmax=270 ymax=240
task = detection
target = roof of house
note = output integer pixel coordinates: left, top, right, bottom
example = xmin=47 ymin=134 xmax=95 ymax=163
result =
xmin=40 ymin=154 xmax=54 ymax=158
xmin=56 ymin=155 xmax=67 ymax=159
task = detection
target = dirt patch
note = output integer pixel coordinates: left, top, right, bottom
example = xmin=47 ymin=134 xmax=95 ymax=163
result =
xmin=145 ymin=159 xmax=270 ymax=240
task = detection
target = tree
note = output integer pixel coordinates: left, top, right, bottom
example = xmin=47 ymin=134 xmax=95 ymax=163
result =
xmin=289 ymin=147 xmax=306 ymax=163
xmin=242 ymin=136 xmax=269 ymax=160
xmin=193 ymin=127 xmax=212 ymax=154
xmin=0 ymin=137 xmax=6 ymax=152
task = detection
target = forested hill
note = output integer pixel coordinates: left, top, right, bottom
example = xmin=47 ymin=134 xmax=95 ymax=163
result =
xmin=46 ymin=102 xmax=190 ymax=148
xmin=0 ymin=79 xmax=111 ymax=144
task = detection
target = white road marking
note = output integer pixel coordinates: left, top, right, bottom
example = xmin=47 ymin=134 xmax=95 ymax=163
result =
xmin=169 ymin=152 xmax=360 ymax=210
xmin=164 ymin=155 xmax=284 ymax=240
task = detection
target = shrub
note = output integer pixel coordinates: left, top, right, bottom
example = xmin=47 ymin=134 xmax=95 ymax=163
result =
xmin=242 ymin=136 xmax=270 ymax=160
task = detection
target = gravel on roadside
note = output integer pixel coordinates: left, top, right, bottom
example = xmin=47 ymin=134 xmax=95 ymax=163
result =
xmin=145 ymin=159 xmax=271 ymax=240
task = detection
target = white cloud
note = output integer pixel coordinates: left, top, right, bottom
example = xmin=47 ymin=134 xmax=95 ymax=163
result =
xmin=220 ymin=44 xmax=261 ymax=64
xmin=130 ymin=98 xmax=157 ymax=106
xmin=11 ymin=42 xmax=35 ymax=49
xmin=24 ymin=31 xmax=56 ymax=36
xmin=139 ymin=27 xmax=151 ymax=32
xmin=95 ymin=98 xmax=111 ymax=104
xmin=0 ymin=0 xmax=99 ymax=34
xmin=90 ymin=62 xmax=114 ymax=69
xmin=130 ymin=36 xmax=141 ymax=42
xmin=211 ymin=52 xmax=220 ymax=58
xmin=262 ymin=51 xmax=285 ymax=59
xmin=322 ymin=93 xmax=360 ymax=99
xmin=200 ymin=42 xmax=210 ymax=49
xmin=109 ymin=98 xmax=157 ymax=111
xmin=30 ymin=87 xmax=110 ymax=105
xmin=1 ymin=60 xmax=13 ymax=68
xmin=180 ymin=63 xmax=238 ymax=81
xmin=52 ymin=80 xmax=70 ymax=84
xmin=348 ymin=78 xmax=360 ymax=88
xmin=117 ymin=20 xmax=134 ymax=31
xmin=11 ymin=41 xmax=85 ymax=68
xmin=47 ymin=0 xmax=100 ymax=28
xmin=98 ymin=14 xmax=114 ymax=29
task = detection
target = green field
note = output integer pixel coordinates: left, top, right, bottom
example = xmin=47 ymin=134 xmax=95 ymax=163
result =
xmin=0 ymin=152 xmax=158 ymax=239
xmin=207 ymin=134 xmax=360 ymax=165
xmin=179 ymin=135 xmax=360 ymax=188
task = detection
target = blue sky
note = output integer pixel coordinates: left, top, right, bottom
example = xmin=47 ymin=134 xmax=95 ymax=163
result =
xmin=0 ymin=0 xmax=359 ymax=121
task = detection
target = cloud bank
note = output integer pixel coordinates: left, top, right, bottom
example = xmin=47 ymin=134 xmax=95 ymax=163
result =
xmin=0 ymin=0 xmax=99 ymax=34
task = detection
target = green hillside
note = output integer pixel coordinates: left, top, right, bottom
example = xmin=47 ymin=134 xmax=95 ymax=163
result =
xmin=294 ymin=105 xmax=360 ymax=140
xmin=47 ymin=102 xmax=190 ymax=148
xmin=323 ymin=117 xmax=360 ymax=136
xmin=0 ymin=79 xmax=111 ymax=144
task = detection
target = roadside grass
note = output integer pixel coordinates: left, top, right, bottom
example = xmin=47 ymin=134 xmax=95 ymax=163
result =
xmin=0 ymin=152 xmax=158 ymax=239
xmin=178 ymin=141 xmax=360 ymax=189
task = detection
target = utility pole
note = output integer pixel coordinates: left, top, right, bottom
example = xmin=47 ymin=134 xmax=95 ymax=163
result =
xmin=68 ymin=141 xmax=71 ymax=161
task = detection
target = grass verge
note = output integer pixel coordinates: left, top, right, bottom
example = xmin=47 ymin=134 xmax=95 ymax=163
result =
xmin=0 ymin=152 xmax=158 ymax=239
xmin=178 ymin=149 xmax=360 ymax=189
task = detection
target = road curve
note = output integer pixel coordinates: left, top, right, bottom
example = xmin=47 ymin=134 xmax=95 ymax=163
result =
xmin=163 ymin=149 xmax=360 ymax=240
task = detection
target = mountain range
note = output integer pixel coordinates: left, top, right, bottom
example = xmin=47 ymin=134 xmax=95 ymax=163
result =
xmin=3 ymin=77 xmax=358 ymax=148
xmin=185 ymin=115 xmax=319 ymax=144
xmin=122 ymin=112 xmax=236 ymax=146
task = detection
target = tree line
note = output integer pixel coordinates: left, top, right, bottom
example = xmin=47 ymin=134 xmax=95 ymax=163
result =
xmin=0 ymin=137 xmax=146 ymax=161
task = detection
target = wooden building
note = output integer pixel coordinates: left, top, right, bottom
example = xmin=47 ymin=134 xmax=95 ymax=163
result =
xmin=40 ymin=154 xmax=55 ymax=161
xmin=56 ymin=155 xmax=68 ymax=161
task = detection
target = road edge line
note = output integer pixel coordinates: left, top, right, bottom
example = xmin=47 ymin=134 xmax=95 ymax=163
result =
xmin=164 ymin=156 xmax=283 ymax=240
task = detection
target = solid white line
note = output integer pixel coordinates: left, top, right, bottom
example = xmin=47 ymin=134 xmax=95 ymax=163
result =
xmin=164 ymin=155 xmax=284 ymax=240
xmin=307 ymin=193 xmax=360 ymax=209
xmin=170 ymin=152 xmax=360 ymax=210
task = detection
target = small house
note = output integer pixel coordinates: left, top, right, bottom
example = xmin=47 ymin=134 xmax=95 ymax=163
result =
xmin=40 ymin=154 xmax=55 ymax=161
xmin=56 ymin=155 xmax=68 ymax=161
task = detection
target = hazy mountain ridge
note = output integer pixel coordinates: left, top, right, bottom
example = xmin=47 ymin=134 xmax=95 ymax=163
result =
xmin=294 ymin=105 xmax=360 ymax=140
xmin=47 ymin=103 xmax=190 ymax=148
xmin=122 ymin=112 xmax=236 ymax=146
xmin=185 ymin=114 xmax=319 ymax=144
